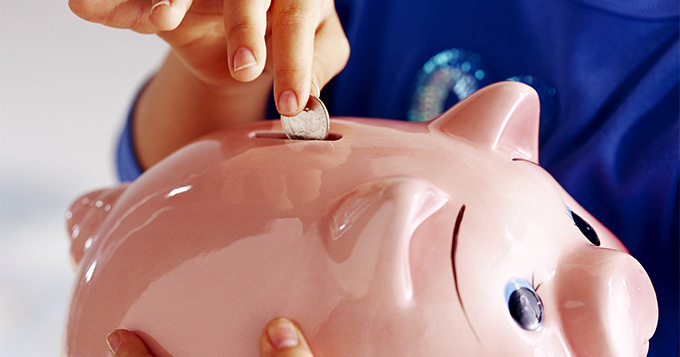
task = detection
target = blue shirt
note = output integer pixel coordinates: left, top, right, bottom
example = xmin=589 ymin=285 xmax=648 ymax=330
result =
xmin=118 ymin=0 xmax=679 ymax=354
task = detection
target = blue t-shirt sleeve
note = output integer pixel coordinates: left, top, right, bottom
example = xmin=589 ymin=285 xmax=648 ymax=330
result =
xmin=116 ymin=88 xmax=145 ymax=182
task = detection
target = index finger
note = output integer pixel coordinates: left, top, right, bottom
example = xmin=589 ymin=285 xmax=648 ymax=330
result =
xmin=270 ymin=0 xmax=319 ymax=116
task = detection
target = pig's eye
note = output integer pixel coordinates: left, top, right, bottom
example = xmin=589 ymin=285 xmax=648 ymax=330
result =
xmin=505 ymin=278 xmax=543 ymax=331
xmin=566 ymin=206 xmax=600 ymax=246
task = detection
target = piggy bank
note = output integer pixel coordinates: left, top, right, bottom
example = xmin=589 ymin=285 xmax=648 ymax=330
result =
xmin=64 ymin=82 xmax=658 ymax=356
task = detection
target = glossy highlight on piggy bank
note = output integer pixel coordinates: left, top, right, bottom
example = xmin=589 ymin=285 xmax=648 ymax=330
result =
xmin=64 ymin=82 xmax=658 ymax=356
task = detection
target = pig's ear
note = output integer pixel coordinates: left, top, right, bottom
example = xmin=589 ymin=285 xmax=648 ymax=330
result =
xmin=65 ymin=185 xmax=128 ymax=268
xmin=429 ymin=81 xmax=540 ymax=163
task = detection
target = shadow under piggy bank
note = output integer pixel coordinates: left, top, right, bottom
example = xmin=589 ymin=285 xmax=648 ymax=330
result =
xmin=64 ymin=82 xmax=658 ymax=356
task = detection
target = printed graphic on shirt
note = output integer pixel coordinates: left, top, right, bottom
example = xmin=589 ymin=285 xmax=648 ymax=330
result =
xmin=408 ymin=49 xmax=489 ymax=123
xmin=409 ymin=49 xmax=558 ymax=144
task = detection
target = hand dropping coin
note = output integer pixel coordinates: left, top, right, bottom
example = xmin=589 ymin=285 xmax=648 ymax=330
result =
xmin=280 ymin=95 xmax=330 ymax=140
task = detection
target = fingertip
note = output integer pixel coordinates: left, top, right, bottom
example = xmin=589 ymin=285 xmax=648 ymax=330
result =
xmin=106 ymin=330 xmax=122 ymax=354
xmin=278 ymin=90 xmax=300 ymax=116
xmin=310 ymin=78 xmax=320 ymax=97
xmin=106 ymin=329 xmax=152 ymax=356
xmin=151 ymin=0 xmax=171 ymax=12
xmin=260 ymin=318 xmax=314 ymax=357
xmin=230 ymin=47 xmax=264 ymax=82
xmin=276 ymin=80 xmax=314 ymax=116
xmin=149 ymin=0 xmax=187 ymax=31
xmin=267 ymin=318 xmax=299 ymax=349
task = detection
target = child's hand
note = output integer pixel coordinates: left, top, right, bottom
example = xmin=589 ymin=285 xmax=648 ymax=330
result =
xmin=69 ymin=0 xmax=349 ymax=116
xmin=105 ymin=317 xmax=314 ymax=356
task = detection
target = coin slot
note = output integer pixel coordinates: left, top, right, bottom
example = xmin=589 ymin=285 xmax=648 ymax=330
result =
xmin=250 ymin=132 xmax=342 ymax=141
xmin=250 ymin=132 xmax=289 ymax=139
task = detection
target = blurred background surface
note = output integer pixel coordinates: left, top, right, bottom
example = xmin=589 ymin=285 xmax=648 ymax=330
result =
xmin=1 ymin=1 xmax=167 ymax=355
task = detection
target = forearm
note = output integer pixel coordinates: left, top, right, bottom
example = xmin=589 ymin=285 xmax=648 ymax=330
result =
xmin=133 ymin=52 xmax=273 ymax=170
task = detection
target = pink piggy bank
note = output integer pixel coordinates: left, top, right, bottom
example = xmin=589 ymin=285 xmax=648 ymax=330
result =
xmin=64 ymin=82 xmax=658 ymax=356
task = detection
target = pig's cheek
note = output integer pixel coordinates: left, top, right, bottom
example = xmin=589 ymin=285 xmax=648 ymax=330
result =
xmin=286 ymin=169 xmax=323 ymax=205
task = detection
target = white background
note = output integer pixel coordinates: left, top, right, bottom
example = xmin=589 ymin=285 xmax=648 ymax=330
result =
xmin=1 ymin=1 xmax=167 ymax=355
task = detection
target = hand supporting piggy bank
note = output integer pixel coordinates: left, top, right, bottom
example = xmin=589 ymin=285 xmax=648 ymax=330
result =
xmin=64 ymin=82 xmax=658 ymax=356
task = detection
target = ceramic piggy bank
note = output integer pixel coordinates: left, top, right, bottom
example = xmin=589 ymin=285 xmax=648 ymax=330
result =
xmin=64 ymin=82 xmax=658 ymax=356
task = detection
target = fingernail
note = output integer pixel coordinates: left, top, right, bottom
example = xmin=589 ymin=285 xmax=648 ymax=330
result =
xmin=278 ymin=91 xmax=299 ymax=114
xmin=310 ymin=79 xmax=320 ymax=97
xmin=151 ymin=0 xmax=171 ymax=12
xmin=267 ymin=319 xmax=299 ymax=349
xmin=106 ymin=331 xmax=121 ymax=354
xmin=233 ymin=47 xmax=257 ymax=72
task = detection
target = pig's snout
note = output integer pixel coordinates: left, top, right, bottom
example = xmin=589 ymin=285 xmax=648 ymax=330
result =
xmin=556 ymin=249 xmax=658 ymax=357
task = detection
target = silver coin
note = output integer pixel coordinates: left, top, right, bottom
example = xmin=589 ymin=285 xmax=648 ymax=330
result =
xmin=280 ymin=95 xmax=330 ymax=140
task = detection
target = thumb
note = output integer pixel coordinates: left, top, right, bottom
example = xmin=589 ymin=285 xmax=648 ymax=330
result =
xmin=106 ymin=329 xmax=154 ymax=357
xmin=260 ymin=318 xmax=314 ymax=357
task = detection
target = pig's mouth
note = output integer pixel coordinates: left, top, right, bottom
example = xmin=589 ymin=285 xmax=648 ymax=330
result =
xmin=451 ymin=204 xmax=480 ymax=343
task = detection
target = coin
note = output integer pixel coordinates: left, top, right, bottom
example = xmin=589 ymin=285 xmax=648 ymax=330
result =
xmin=280 ymin=95 xmax=330 ymax=140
